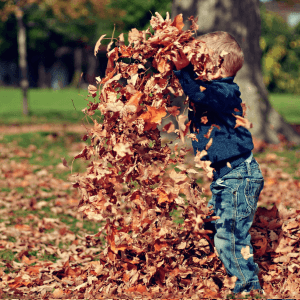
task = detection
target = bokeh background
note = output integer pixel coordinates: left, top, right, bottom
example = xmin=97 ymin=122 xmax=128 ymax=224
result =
xmin=0 ymin=0 xmax=300 ymax=128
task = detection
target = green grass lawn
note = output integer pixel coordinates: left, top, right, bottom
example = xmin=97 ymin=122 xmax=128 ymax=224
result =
xmin=0 ymin=87 xmax=300 ymax=125
xmin=268 ymin=93 xmax=300 ymax=124
xmin=0 ymin=87 xmax=90 ymax=124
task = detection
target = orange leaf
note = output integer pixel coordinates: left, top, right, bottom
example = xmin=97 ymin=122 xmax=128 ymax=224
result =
xmin=154 ymin=240 xmax=169 ymax=252
xmin=157 ymin=57 xmax=172 ymax=73
xmin=15 ymin=224 xmax=31 ymax=231
xmin=123 ymin=273 xmax=130 ymax=282
xmin=162 ymin=122 xmax=175 ymax=133
xmin=26 ymin=265 xmax=41 ymax=275
xmin=66 ymin=267 xmax=78 ymax=277
xmin=201 ymin=116 xmax=208 ymax=124
xmin=177 ymin=114 xmax=191 ymax=142
xmin=67 ymin=198 xmax=79 ymax=206
xmin=205 ymin=138 xmax=213 ymax=150
xmin=53 ymin=288 xmax=64 ymax=298
xmin=172 ymin=48 xmax=190 ymax=70
xmin=120 ymin=45 xmax=132 ymax=57
xmin=200 ymin=86 xmax=206 ymax=92
xmin=9 ymin=276 xmax=31 ymax=288
xmin=22 ymin=255 xmax=36 ymax=265
xmin=157 ymin=189 xmax=170 ymax=204
xmin=116 ymin=244 xmax=128 ymax=251
xmin=171 ymin=14 xmax=185 ymax=31
xmin=125 ymin=284 xmax=147 ymax=293
xmin=233 ymin=114 xmax=253 ymax=130
xmin=126 ymin=91 xmax=143 ymax=107
xmin=166 ymin=106 xmax=180 ymax=116
xmin=139 ymin=106 xmax=167 ymax=130
xmin=253 ymin=237 xmax=268 ymax=256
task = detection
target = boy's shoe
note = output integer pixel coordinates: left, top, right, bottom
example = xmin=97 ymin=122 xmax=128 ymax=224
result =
xmin=239 ymin=289 xmax=266 ymax=298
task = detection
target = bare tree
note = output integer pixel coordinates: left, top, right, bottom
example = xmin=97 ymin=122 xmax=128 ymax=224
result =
xmin=172 ymin=0 xmax=300 ymax=144
xmin=71 ymin=47 xmax=83 ymax=88
xmin=15 ymin=7 xmax=29 ymax=116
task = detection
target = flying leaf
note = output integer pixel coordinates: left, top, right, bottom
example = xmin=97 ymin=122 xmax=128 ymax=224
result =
xmin=94 ymin=34 xmax=106 ymax=56
xmin=138 ymin=106 xmax=167 ymax=131
xmin=88 ymin=84 xmax=97 ymax=96
xmin=162 ymin=122 xmax=176 ymax=133
xmin=205 ymin=138 xmax=213 ymax=150
xmin=167 ymin=106 xmax=180 ymax=116
xmin=177 ymin=114 xmax=191 ymax=143
xmin=61 ymin=157 xmax=69 ymax=168
xmin=233 ymin=114 xmax=253 ymax=129
xmin=169 ymin=169 xmax=187 ymax=183
xmin=201 ymin=116 xmax=208 ymax=124
xmin=241 ymin=245 xmax=254 ymax=260
xmin=113 ymin=142 xmax=133 ymax=157
xmin=125 ymin=91 xmax=143 ymax=110
xmin=188 ymin=15 xmax=199 ymax=31
xmin=171 ymin=14 xmax=185 ymax=31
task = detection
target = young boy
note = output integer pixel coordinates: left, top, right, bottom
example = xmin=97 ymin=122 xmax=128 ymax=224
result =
xmin=173 ymin=31 xmax=265 ymax=295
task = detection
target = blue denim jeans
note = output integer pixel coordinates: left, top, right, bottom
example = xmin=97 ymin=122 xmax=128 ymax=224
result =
xmin=207 ymin=153 xmax=264 ymax=293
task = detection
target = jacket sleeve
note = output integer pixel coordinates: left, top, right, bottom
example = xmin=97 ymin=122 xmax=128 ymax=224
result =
xmin=173 ymin=65 xmax=230 ymax=111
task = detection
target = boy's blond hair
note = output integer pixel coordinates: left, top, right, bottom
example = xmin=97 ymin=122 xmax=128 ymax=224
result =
xmin=197 ymin=31 xmax=244 ymax=77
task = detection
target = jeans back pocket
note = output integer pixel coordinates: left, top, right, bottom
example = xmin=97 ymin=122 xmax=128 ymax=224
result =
xmin=244 ymin=178 xmax=264 ymax=211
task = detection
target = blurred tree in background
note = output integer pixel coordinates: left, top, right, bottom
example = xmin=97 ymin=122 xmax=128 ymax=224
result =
xmin=260 ymin=7 xmax=300 ymax=94
xmin=0 ymin=0 xmax=122 ymax=115
xmin=107 ymin=0 xmax=171 ymax=32
xmin=1 ymin=0 xmax=300 ymax=116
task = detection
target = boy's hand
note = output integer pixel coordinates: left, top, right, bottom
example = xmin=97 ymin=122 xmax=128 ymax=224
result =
xmin=172 ymin=48 xmax=190 ymax=70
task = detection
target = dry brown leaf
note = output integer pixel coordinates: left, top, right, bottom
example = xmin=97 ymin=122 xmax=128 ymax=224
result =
xmin=241 ymin=245 xmax=253 ymax=260
xmin=171 ymin=14 xmax=185 ymax=31
xmin=94 ymin=34 xmax=106 ymax=56
xmin=233 ymin=114 xmax=253 ymax=129
xmin=53 ymin=288 xmax=64 ymax=298
xmin=201 ymin=116 xmax=208 ymax=124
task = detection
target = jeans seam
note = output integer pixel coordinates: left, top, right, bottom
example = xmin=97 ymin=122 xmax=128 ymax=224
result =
xmin=232 ymin=181 xmax=247 ymax=286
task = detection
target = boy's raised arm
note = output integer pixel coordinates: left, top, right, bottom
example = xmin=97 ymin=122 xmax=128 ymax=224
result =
xmin=174 ymin=67 xmax=230 ymax=110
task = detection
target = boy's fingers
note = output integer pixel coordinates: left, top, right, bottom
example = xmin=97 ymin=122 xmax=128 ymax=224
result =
xmin=172 ymin=48 xmax=190 ymax=70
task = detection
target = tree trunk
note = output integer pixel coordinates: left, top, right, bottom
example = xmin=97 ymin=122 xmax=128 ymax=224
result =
xmin=172 ymin=0 xmax=300 ymax=144
xmin=71 ymin=47 xmax=83 ymax=88
xmin=16 ymin=7 xmax=29 ymax=116
xmin=86 ymin=50 xmax=97 ymax=86
xmin=38 ymin=59 xmax=47 ymax=89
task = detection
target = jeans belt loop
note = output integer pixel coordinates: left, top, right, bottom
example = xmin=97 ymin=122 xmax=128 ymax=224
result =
xmin=245 ymin=152 xmax=252 ymax=175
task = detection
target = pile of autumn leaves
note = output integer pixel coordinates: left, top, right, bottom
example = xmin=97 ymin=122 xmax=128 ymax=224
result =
xmin=73 ymin=13 xmax=300 ymax=298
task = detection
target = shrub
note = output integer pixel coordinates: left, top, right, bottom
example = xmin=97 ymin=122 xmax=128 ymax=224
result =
xmin=260 ymin=8 xmax=300 ymax=93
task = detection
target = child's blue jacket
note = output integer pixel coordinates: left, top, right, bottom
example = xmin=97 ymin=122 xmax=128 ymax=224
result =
xmin=174 ymin=65 xmax=254 ymax=180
